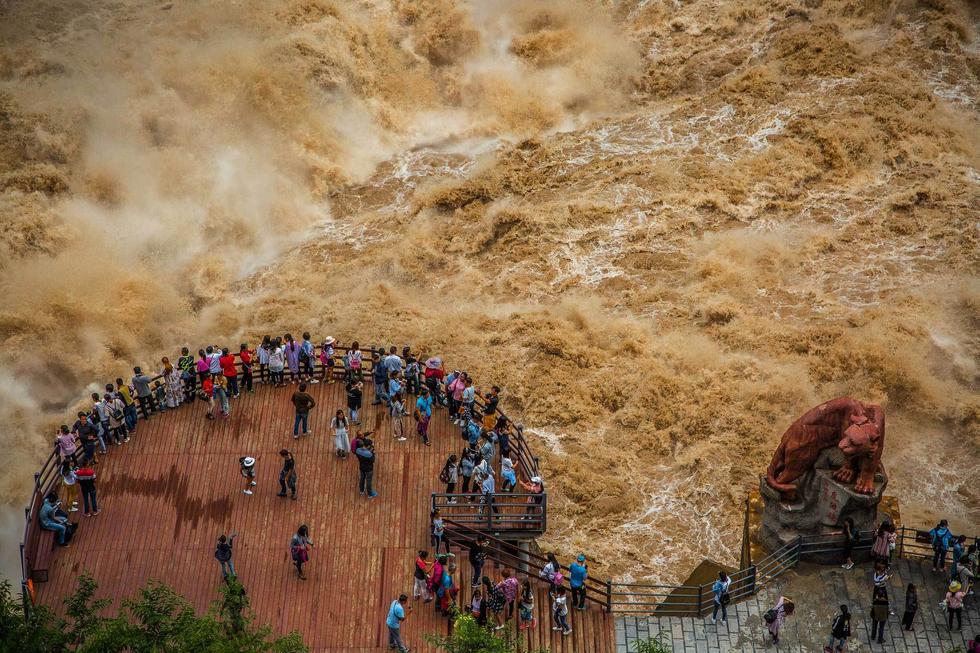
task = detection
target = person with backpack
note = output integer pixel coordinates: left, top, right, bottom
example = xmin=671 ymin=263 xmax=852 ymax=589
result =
xmin=440 ymin=454 xmax=458 ymax=501
xmin=540 ymin=552 xmax=561 ymax=596
xmin=76 ymin=465 xmax=99 ymax=517
xmin=355 ymin=437 xmax=377 ymax=498
xmin=552 ymin=585 xmax=572 ymax=636
xmin=710 ymin=570 xmax=730 ymax=625
xmin=290 ymin=524 xmax=313 ymax=580
xmin=902 ymin=583 xmax=918 ymax=631
xmin=404 ymin=349 xmax=420 ymax=395
xmin=413 ymin=550 xmax=432 ymax=602
xmin=826 ymin=604 xmax=851 ymax=653
xmin=300 ymin=332 xmax=317 ymax=384
xmin=764 ymin=596 xmax=794 ymax=645
xmin=320 ymin=337 xmax=336 ymax=383
xmin=105 ymin=392 xmax=128 ymax=444
xmin=931 ymin=519 xmax=954 ymax=572
xmin=423 ymin=357 xmax=444 ymax=405
xmin=870 ymin=585 xmax=889 ymax=644
xmin=214 ymin=532 xmax=237 ymax=580
xmin=277 ymin=449 xmax=297 ymax=500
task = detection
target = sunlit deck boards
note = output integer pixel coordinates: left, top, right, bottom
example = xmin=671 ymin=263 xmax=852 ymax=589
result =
xmin=34 ymin=380 xmax=614 ymax=652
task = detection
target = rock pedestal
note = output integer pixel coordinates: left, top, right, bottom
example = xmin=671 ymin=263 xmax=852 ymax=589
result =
xmin=759 ymin=447 xmax=888 ymax=564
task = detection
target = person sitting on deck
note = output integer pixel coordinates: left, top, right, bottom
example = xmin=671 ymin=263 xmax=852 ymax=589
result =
xmin=39 ymin=492 xmax=71 ymax=547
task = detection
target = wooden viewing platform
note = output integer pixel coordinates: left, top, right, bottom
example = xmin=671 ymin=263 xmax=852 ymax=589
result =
xmin=25 ymin=374 xmax=616 ymax=652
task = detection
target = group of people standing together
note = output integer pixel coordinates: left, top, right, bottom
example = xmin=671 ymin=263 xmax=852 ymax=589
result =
xmin=816 ymin=517 xmax=978 ymax=651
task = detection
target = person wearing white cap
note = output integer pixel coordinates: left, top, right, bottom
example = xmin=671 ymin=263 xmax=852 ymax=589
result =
xmin=239 ymin=456 xmax=257 ymax=495
xmin=518 ymin=473 xmax=544 ymax=523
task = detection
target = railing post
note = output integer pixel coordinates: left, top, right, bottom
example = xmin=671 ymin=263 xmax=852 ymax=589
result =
xmin=795 ymin=535 xmax=803 ymax=567
xmin=748 ymin=565 xmax=757 ymax=595
xmin=605 ymin=578 xmax=612 ymax=612
xmin=898 ymin=526 xmax=906 ymax=560
xmin=696 ymin=584 xmax=702 ymax=617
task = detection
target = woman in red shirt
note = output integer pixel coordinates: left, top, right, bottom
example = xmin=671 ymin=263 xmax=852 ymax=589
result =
xmin=219 ymin=348 xmax=239 ymax=398
xmin=239 ymin=343 xmax=254 ymax=393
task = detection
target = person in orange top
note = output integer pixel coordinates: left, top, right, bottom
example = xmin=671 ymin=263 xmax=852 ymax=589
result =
xmin=202 ymin=375 xmax=215 ymax=420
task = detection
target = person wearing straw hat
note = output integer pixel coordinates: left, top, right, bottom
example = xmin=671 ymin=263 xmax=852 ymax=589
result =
xmin=946 ymin=580 xmax=966 ymax=631
xmin=239 ymin=456 xmax=257 ymax=495
xmin=320 ymin=337 xmax=336 ymax=383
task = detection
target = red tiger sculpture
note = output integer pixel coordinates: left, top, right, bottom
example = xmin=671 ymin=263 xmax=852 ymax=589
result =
xmin=766 ymin=397 xmax=885 ymax=500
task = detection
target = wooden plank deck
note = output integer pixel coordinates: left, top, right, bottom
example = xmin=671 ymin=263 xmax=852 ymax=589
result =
xmin=34 ymin=378 xmax=614 ymax=652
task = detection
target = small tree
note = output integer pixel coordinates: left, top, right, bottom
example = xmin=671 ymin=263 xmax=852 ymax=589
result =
xmin=1 ymin=573 xmax=307 ymax=653
xmin=632 ymin=633 xmax=671 ymax=653
xmin=425 ymin=611 xmax=548 ymax=653
xmin=0 ymin=580 xmax=69 ymax=653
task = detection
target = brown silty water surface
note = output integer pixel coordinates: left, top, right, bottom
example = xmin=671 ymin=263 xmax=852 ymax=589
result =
xmin=0 ymin=0 xmax=977 ymax=584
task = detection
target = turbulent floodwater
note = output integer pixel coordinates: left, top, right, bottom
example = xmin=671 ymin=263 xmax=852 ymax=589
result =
xmin=0 ymin=0 xmax=978 ymax=584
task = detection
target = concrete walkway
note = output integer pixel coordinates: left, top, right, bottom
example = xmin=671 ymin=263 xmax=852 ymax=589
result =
xmin=616 ymin=558 xmax=977 ymax=652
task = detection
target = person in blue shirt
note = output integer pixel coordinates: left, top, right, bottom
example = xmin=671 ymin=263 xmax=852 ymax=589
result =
xmin=466 ymin=419 xmax=482 ymax=447
xmin=39 ymin=492 xmax=70 ymax=546
xmin=414 ymin=389 xmax=433 ymax=446
xmin=930 ymin=520 xmax=954 ymax=571
xmin=386 ymin=593 xmax=410 ymax=652
xmin=569 ymin=555 xmax=588 ymax=610
xmin=711 ymin=571 xmax=731 ymax=625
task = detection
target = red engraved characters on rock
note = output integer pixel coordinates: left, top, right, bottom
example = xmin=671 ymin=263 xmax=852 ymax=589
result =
xmin=765 ymin=397 xmax=885 ymax=500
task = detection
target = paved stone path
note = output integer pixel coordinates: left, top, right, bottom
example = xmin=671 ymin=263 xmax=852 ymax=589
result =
xmin=616 ymin=558 xmax=978 ymax=652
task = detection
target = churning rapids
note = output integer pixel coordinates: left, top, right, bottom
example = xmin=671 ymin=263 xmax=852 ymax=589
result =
xmin=0 ymin=0 xmax=977 ymax=584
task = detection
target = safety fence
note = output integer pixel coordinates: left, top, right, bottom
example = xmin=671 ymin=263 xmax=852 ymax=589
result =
xmin=606 ymin=525 xmax=978 ymax=617
xmin=432 ymin=492 xmax=546 ymax=536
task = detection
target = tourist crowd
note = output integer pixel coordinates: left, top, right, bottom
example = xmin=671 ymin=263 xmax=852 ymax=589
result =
xmin=41 ymin=334 xmax=589 ymax=650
